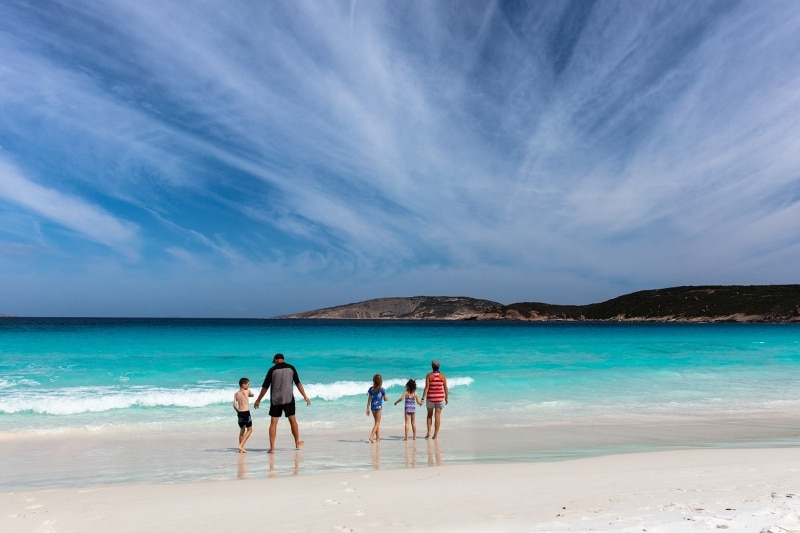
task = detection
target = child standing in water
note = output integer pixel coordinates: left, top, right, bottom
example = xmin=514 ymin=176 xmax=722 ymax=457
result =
xmin=233 ymin=377 xmax=254 ymax=453
xmin=394 ymin=378 xmax=424 ymax=440
xmin=366 ymin=374 xmax=388 ymax=443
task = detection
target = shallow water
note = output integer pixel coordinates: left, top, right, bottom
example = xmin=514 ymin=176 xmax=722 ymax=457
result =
xmin=2 ymin=319 xmax=799 ymax=488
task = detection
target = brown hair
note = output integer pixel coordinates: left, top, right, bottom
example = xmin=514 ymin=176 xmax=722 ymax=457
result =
xmin=372 ymin=374 xmax=383 ymax=389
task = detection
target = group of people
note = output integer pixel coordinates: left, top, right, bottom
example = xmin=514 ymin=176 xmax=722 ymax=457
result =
xmin=232 ymin=354 xmax=448 ymax=454
xmin=366 ymin=359 xmax=449 ymax=443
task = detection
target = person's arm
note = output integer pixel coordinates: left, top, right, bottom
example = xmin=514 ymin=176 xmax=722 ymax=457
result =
xmin=394 ymin=392 xmax=405 ymax=406
xmin=296 ymin=382 xmax=312 ymax=406
xmin=416 ymin=392 xmax=424 ymax=406
xmin=421 ymin=374 xmax=430 ymax=402
xmin=233 ymin=392 xmax=239 ymax=412
xmin=381 ymin=388 xmax=388 ymax=401
xmin=442 ymin=373 xmax=449 ymax=404
xmin=366 ymin=391 xmax=371 ymax=415
xmin=253 ymin=386 xmax=268 ymax=409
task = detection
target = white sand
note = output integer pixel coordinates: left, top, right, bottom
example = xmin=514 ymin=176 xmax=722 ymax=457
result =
xmin=3 ymin=447 xmax=799 ymax=532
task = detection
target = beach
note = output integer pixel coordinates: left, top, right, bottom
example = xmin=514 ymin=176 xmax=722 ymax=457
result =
xmin=2 ymin=419 xmax=800 ymax=532
xmin=2 ymin=441 xmax=799 ymax=532
xmin=3 ymin=319 xmax=800 ymax=531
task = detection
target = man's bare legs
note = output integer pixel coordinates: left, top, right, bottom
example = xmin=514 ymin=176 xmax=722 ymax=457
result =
xmin=288 ymin=415 xmax=304 ymax=449
xmin=268 ymin=415 xmax=304 ymax=453
xmin=268 ymin=416 xmax=279 ymax=453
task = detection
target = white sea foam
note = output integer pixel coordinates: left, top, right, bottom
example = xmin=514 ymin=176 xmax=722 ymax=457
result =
xmin=304 ymin=376 xmax=474 ymax=401
xmin=0 ymin=377 xmax=476 ymax=415
xmin=0 ymin=386 xmax=233 ymax=415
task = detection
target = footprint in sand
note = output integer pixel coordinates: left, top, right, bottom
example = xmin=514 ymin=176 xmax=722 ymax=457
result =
xmin=25 ymin=505 xmax=43 ymax=510
xmin=355 ymin=510 xmax=366 ymax=517
xmin=344 ymin=487 xmax=356 ymax=493
xmin=333 ymin=526 xmax=353 ymax=532
xmin=325 ymin=499 xmax=341 ymax=505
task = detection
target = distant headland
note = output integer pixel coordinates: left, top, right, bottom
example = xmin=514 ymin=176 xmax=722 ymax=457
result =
xmin=281 ymin=285 xmax=800 ymax=323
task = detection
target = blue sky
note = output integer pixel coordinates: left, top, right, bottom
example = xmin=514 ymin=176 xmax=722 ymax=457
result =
xmin=1 ymin=1 xmax=799 ymax=317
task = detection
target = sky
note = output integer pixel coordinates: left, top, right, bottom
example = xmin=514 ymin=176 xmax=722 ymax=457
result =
xmin=1 ymin=1 xmax=799 ymax=318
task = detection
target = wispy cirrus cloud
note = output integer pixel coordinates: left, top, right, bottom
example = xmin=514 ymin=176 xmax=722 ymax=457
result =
xmin=1 ymin=0 xmax=799 ymax=316
xmin=0 ymin=159 xmax=139 ymax=258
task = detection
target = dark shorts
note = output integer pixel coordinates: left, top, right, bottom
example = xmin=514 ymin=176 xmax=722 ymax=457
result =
xmin=269 ymin=400 xmax=296 ymax=418
xmin=237 ymin=410 xmax=252 ymax=428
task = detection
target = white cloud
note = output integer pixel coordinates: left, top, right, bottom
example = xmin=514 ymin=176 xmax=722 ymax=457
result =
xmin=0 ymin=159 xmax=139 ymax=258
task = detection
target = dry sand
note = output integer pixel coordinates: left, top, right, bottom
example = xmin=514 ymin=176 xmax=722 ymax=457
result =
xmin=3 ymin=447 xmax=799 ymax=532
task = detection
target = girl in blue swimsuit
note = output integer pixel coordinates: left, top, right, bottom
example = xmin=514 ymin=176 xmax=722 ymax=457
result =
xmin=366 ymin=374 xmax=388 ymax=443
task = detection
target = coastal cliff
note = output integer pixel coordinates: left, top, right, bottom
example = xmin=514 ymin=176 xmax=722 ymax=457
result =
xmin=282 ymin=285 xmax=800 ymax=322
xmin=282 ymin=296 xmax=501 ymax=320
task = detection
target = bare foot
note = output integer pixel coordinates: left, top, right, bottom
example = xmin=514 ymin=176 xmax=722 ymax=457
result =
xmin=369 ymin=437 xmax=374 ymax=443
xmin=403 ymin=437 xmax=408 ymax=441
xmin=424 ymin=434 xmax=430 ymax=439
xmin=295 ymin=440 xmax=304 ymax=449
xmin=267 ymin=448 xmax=274 ymax=454
xmin=238 ymin=447 xmax=247 ymax=453
xmin=432 ymin=434 xmax=438 ymax=439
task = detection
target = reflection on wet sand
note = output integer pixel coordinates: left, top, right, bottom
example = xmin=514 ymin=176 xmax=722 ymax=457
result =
xmin=268 ymin=450 xmax=301 ymax=478
xmin=371 ymin=441 xmax=381 ymax=470
xmin=427 ymin=438 xmax=441 ymax=466
xmin=238 ymin=453 xmax=248 ymax=479
xmin=404 ymin=440 xmax=418 ymax=468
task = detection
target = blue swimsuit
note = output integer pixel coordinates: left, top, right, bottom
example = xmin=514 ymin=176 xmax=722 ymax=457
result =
xmin=368 ymin=387 xmax=386 ymax=411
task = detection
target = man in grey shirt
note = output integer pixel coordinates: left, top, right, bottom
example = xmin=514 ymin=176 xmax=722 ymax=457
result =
xmin=254 ymin=353 xmax=312 ymax=453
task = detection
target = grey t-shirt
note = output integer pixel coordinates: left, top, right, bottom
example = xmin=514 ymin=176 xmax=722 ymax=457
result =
xmin=262 ymin=362 xmax=300 ymax=405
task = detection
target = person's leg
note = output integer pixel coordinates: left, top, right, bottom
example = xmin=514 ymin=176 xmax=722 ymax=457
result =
xmin=241 ymin=426 xmax=253 ymax=451
xmin=369 ymin=410 xmax=381 ymax=442
xmin=403 ymin=413 xmax=409 ymax=440
xmin=268 ymin=416 xmax=279 ymax=453
xmin=425 ymin=407 xmax=433 ymax=438
xmin=374 ymin=408 xmax=383 ymax=441
xmin=410 ymin=412 xmax=417 ymax=440
xmin=238 ymin=427 xmax=246 ymax=452
xmin=432 ymin=407 xmax=442 ymax=439
xmin=288 ymin=415 xmax=304 ymax=448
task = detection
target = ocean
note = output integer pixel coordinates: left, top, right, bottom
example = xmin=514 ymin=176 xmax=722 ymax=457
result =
xmin=2 ymin=318 xmax=799 ymax=488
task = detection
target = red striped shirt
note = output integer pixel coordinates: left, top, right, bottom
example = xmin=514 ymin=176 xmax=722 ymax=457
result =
xmin=427 ymin=371 xmax=445 ymax=403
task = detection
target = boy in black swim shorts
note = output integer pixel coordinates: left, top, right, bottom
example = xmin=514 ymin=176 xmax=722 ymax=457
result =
xmin=233 ymin=377 xmax=254 ymax=453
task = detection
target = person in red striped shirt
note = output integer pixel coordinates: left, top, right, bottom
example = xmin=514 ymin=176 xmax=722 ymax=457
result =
xmin=421 ymin=359 xmax=449 ymax=439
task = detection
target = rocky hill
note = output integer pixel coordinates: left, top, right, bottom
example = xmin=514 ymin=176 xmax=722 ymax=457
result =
xmin=282 ymin=296 xmax=501 ymax=320
xmin=282 ymin=285 xmax=800 ymax=322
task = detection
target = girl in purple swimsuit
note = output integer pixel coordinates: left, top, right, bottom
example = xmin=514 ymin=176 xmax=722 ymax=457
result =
xmin=394 ymin=379 xmax=424 ymax=440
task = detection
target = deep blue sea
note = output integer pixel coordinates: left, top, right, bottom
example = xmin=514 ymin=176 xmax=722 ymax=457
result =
xmin=2 ymin=318 xmax=800 ymax=437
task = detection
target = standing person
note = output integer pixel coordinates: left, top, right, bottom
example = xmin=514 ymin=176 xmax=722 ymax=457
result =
xmin=233 ymin=377 xmax=254 ymax=453
xmin=394 ymin=378 xmax=424 ymax=440
xmin=254 ymin=353 xmax=312 ymax=454
xmin=421 ymin=359 xmax=448 ymax=439
xmin=366 ymin=374 xmax=388 ymax=443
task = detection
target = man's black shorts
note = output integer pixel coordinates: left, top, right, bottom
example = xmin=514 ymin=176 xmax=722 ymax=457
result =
xmin=269 ymin=400 xmax=296 ymax=418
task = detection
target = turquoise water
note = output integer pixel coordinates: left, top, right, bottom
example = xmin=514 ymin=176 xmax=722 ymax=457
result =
xmin=2 ymin=318 xmax=800 ymax=436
